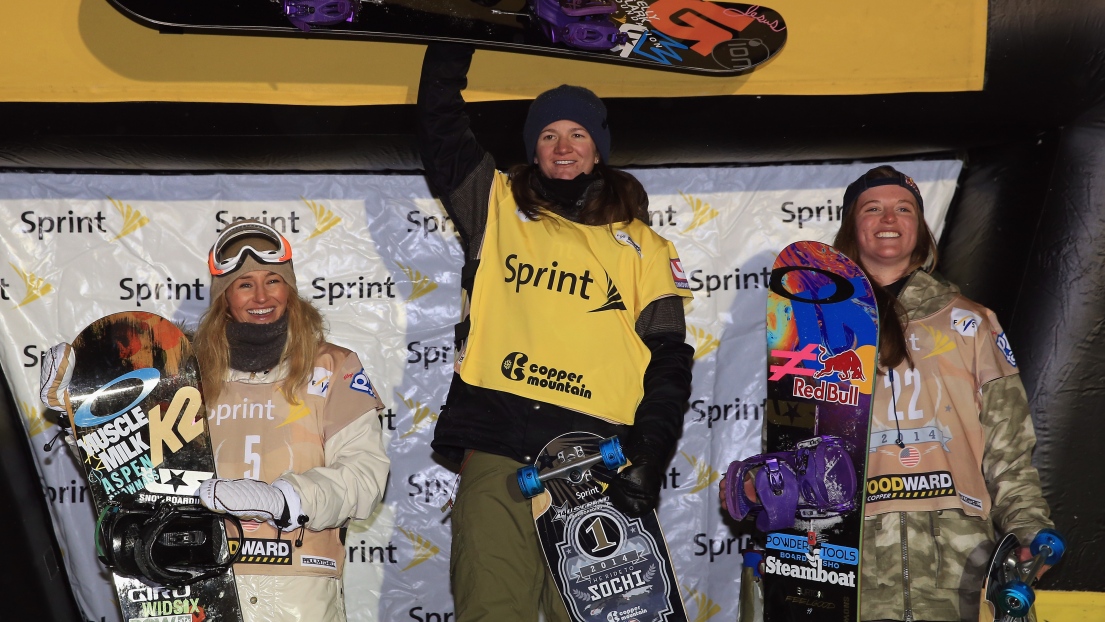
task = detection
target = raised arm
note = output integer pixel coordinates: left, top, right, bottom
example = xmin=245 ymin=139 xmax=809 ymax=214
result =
xmin=416 ymin=42 xmax=497 ymax=256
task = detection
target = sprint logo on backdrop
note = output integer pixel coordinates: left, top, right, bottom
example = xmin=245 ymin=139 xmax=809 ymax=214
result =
xmin=18 ymin=196 xmax=149 ymax=241
xmin=2 ymin=262 xmax=54 ymax=308
xmin=20 ymin=400 xmax=52 ymax=438
xmin=687 ymin=326 xmax=719 ymax=360
xmin=398 ymin=527 xmax=440 ymax=571
xmin=108 ymin=198 xmax=150 ymax=240
xmin=300 ymin=197 xmax=342 ymax=239
xmin=642 ymin=191 xmax=716 ymax=232
xmin=399 ymin=393 xmax=439 ymax=439
xmin=680 ymin=192 xmax=719 ymax=234
xmin=310 ymin=263 xmax=437 ymax=306
xmin=214 ymin=198 xmax=341 ymax=237
xmin=680 ymin=451 xmax=722 ymax=494
xmin=397 ymin=263 xmax=438 ymax=301
xmin=683 ymin=585 xmax=721 ymax=621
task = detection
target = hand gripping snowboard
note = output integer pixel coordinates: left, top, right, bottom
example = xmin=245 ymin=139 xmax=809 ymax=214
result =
xmin=105 ymin=0 xmax=786 ymax=76
xmin=518 ymin=432 xmax=689 ymax=621
xmin=752 ymin=241 xmax=879 ymax=621
xmin=64 ymin=312 xmax=242 ymax=622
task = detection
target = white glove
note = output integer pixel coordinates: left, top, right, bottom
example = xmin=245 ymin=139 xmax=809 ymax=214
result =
xmin=39 ymin=343 xmax=75 ymax=413
xmin=198 ymin=478 xmax=304 ymax=532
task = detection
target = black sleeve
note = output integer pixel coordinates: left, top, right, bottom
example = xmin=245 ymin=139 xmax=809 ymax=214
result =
xmin=630 ymin=297 xmax=694 ymax=455
xmin=416 ymin=42 xmax=495 ymax=256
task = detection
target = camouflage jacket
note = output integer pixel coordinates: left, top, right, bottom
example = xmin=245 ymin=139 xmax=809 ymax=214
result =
xmin=860 ymin=270 xmax=1052 ymax=621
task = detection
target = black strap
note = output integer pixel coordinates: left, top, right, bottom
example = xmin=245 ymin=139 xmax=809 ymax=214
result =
xmin=460 ymin=258 xmax=479 ymax=291
xmin=453 ymin=259 xmax=480 ymax=347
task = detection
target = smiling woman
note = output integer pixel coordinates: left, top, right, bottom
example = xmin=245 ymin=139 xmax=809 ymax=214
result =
xmin=225 ymin=271 xmax=290 ymax=324
xmin=827 ymin=165 xmax=1054 ymax=622
xmin=416 ymin=42 xmax=696 ymax=621
xmin=190 ymin=220 xmax=391 ymax=622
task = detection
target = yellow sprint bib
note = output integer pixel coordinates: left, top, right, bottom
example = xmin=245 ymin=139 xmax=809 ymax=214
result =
xmin=458 ymin=172 xmax=690 ymax=424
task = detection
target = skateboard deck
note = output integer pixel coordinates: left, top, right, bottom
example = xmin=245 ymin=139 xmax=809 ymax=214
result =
xmin=105 ymin=0 xmax=787 ymax=76
xmin=525 ymin=431 xmax=688 ymax=621
xmin=760 ymin=241 xmax=879 ymax=621
xmin=66 ymin=312 xmax=242 ymax=622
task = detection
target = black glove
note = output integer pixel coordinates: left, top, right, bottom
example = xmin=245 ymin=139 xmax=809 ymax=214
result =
xmin=608 ymin=437 xmax=669 ymax=518
xmin=606 ymin=324 xmax=692 ymax=517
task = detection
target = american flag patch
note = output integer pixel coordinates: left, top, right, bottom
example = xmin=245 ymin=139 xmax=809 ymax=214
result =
xmin=899 ymin=445 xmax=921 ymax=468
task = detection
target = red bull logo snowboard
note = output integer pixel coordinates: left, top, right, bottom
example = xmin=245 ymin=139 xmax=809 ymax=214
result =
xmin=759 ymin=241 xmax=879 ymax=621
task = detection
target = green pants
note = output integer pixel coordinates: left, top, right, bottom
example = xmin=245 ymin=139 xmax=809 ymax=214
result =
xmin=450 ymin=451 xmax=571 ymax=622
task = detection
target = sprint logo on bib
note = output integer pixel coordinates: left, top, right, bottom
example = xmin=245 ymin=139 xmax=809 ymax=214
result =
xmin=349 ymin=369 xmax=377 ymax=397
xmin=951 ymin=308 xmax=981 ymax=337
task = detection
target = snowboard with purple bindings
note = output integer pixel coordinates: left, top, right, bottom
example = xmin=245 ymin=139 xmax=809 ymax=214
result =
xmin=754 ymin=241 xmax=879 ymax=621
xmin=105 ymin=0 xmax=786 ymax=76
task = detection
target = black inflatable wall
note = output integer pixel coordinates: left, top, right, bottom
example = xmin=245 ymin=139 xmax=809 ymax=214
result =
xmin=1004 ymin=104 xmax=1105 ymax=591
xmin=3 ymin=2 xmax=1105 ymax=615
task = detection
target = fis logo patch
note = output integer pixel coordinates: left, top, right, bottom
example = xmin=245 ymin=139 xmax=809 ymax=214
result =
xmin=994 ymin=331 xmax=1017 ymax=368
xmin=349 ymin=369 xmax=377 ymax=397
xmin=950 ymin=308 xmax=981 ymax=337
xmin=670 ymin=258 xmax=690 ymax=289
xmin=308 ymin=367 xmax=332 ymax=397
xmin=614 ymin=230 xmax=642 ymax=257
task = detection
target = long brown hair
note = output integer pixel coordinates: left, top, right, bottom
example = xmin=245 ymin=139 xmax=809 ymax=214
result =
xmin=195 ymin=288 xmax=325 ymax=405
xmin=832 ymin=165 xmax=939 ymax=370
xmin=507 ymin=162 xmax=649 ymax=225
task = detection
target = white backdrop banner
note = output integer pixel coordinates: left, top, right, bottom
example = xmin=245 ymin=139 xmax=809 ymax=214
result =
xmin=0 ymin=160 xmax=961 ymax=622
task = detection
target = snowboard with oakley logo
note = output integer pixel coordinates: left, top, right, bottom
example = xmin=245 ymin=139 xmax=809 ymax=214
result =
xmin=65 ymin=312 xmax=242 ymax=622
xmin=759 ymin=241 xmax=879 ymax=621
xmin=518 ymin=431 xmax=689 ymax=621
xmin=106 ymin=0 xmax=786 ymax=76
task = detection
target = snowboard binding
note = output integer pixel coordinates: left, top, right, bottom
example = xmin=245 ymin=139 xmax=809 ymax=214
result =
xmin=529 ymin=0 xmax=628 ymax=51
xmin=281 ymin=0 xmax=358 ymax=32
xmin=97 ymin=500 xmax=243 ymax=587
xmin=725 ymin=435 xmax=857 ymax=531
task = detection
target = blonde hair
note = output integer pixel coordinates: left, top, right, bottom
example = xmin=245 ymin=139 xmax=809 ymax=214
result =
xmin=195 ymin=291 xmax=325 ymax=405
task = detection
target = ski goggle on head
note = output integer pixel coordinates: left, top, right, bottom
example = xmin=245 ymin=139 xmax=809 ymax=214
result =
xmin=208 ymin=221 xmax=293 ymax=277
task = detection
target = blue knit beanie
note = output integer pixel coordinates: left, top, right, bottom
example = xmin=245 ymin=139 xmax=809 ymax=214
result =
xmin=523 ymin=85 xmax=611 ymax=164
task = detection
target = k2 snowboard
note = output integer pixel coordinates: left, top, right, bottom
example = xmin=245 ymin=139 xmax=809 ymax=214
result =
xmin=66 ymin=312 xmax=242 ymax=622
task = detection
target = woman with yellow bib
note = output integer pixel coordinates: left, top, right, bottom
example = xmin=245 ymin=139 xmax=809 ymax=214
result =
xmin=417 ymin=43 xmax=694 ymax=621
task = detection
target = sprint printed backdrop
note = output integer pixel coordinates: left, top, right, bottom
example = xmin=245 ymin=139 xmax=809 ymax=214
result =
xmin=0 ymin=161 xmax=960 ymax=622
